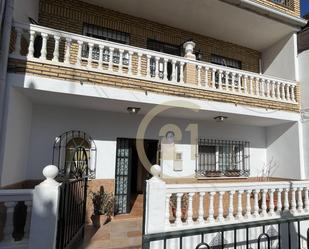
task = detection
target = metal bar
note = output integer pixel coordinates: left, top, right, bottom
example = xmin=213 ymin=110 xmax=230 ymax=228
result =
xmin=298 ymin=220 xmax=301 ymax=249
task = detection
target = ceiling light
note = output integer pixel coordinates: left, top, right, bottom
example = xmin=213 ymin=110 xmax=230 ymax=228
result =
xmin=214 ymin=116 xmax=228 ymax=122
xmin=127 ymin=107 xmax=140 ymax=115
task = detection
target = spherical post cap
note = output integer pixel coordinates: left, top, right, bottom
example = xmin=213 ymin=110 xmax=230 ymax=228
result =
xmin=150 ymin=164 xmax=161 ymax=177
xmin=42 ymin=165 xmax=59 ymax=180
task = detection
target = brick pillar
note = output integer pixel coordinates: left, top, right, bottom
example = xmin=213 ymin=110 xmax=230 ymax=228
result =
xmin=183 ymin=41 xmax=197 ymax=85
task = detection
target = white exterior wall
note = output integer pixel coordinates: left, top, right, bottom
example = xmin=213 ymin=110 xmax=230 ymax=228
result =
xmin=299 ymin=50 xmax=309 ymax=178
xmin=13 ymin=0 xmax=39 ymax=23
xmin=262 ymin=33 xmax=298 ymax=81
xmin=1 ymin=88 xmax=32 ymax=186
xmin=27 ymin=104 xmax=268 ymax=180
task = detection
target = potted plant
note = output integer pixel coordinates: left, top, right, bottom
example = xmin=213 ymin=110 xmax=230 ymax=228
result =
xmin=170 ymin=193 xmax=189 ymax=221
xmin=91 ymin=186 xmax=114 ymax=228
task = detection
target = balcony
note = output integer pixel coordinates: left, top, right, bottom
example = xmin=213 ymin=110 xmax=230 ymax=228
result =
xmin=9 ymin=22 xmax=298 ymax=108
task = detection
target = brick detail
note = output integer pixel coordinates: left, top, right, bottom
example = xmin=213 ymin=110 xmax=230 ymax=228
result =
xmin=8 ymin=59 xmax=300 ymax=112
xmin=38 ymin=0 xmax=261 ymax=74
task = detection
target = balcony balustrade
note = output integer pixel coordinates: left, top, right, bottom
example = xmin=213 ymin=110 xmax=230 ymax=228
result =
xmin=9 ymin=22 xmax=298 ymax=105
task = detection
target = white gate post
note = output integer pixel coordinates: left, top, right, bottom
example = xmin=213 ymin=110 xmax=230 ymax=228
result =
xmin=29 ymin=165 xmax=60 ymax=249
xmin=144 ymin=165 xmax=167 ymax=235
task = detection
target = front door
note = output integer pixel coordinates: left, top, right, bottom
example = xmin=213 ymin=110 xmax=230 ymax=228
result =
xmin=114 ymin=138 xmax=158 ymax=215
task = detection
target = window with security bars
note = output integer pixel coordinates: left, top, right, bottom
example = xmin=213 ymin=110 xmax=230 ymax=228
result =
xmin=271 ymin=0 xmax=293 ymax=9
xmin=197 ymin=139 xmax=250 ymax=177
xmin=82 ymin=23 xmax=130 ymax=63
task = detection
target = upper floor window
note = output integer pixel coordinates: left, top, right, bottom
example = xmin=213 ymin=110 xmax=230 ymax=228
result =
xmin=211 ymin=54 xmax=242 ymax=70
xmin=197 ymin=139 xmax=250 ymax=177
xmin=271 ymin=0 xmax=293 ymax=9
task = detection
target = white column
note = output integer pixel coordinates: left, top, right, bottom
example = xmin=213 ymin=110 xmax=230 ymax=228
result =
xmin=64 ymin=38 xmax=72 ymax=65
xmin=286 ymin=85 xmax=291 ymax=102
xmin=218 ymin=70 xmax=222 ymax=90
xmin=304 ymin=188 xmax=309 ymax=212
xmin=271 ymin=81 xmax=275 ymax=98
xmin=13 ymin=27 xmax=22 ymax=56
xmin=243 ymin=76 xmax=248 ymax=94
xmin=249 ymin=76 xmax=253 ymax=94
xmin=179 ymin=62 xmax=184 ymax=83
xmin=245 ymin=190 xmax=252 ymax=219
xmin=52 ymin=35 xmax=60 ymax=62
xmin=204 ymin=67 xmax=209 ymax=87
xmin=231 ymin=73 xmax=235 ymax=92
xmin=255 ymin=78 xmax=259 ymax=96
xmin=261 ymin=189 xmax=267 ymax=217
xmin=163 ymin=58 xmax=168 ymax=81
xmin=87 ymin=42 xmax=94 ymax=68
xmin=155 ymin=57 xmax=160 ymax=79
xmin=207 ymin=192 xmax=215 ymax=223
xmin=76 ymin=40 xmax=83 ymax=67
xmin=128 ymin=51 xmax=133 ymax=75
xmin=40 ymin=33 xmax=48 ymax=60
xmin=284 ymin=188 xmax=290 ymax=212
xmin=212 ymin=69 xmax=216 ymax=89
xmin=118 ymin=49 xmax=124 ymax=72
xmin=276 ymin=82 xmax=280 ymax=99
xmin=265 ymin=80 xmax=270 ymax=97
xmin=236 ymin=191 xmax=243 ymax=220
xmin=297 ymin=187 xmax=304 ymax=213
xmin=217 ymin=192 xmax=224 ymax=222
xmin=290 ymin=188 xmax=297 ymax=213
xmin=165 ymin=193 xmax=171 ymax=226
xmin=198 ymin=192 xmax=206 ymax=224
xmin=253 ymin=190 xmax=260 ymax=217
xmin=291 ymin=85 xmax=295 ymax=102
xmin=187 ymin=193 xmax=194 ymax=225
xmin=238 ymin=74 xmax=242 ymax=93
xmin=227 ymin=191 xmax=235 ymax=221
xmin=276 ymin=189 xmax=283 ymax=215
xmin=197 ymin=66 xmax=201 ymax=86
xmin=98 ymin=45 xmax=104 ymax=70
xmin=269 ymin=189 xmax=275 ymax=216
xmin=171 ymin=60 xmax=176 ymax=81
xmin=261 ymin=79 xmax=265 ymax=97
xmin=29 ymin=165 xmax=60 ymax=249
xmin=27 ymin=30 xmax=35 ymax=59
xmin=175 ymin=193 xmax=183 ymax=226
xmin=281 ymin=83 xmax=285 ymax=101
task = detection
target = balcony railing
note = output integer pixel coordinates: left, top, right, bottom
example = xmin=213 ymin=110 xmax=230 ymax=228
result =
xmin=10 ymin=22 xmax=298 ymax=104
xmin=145 ymin=177 xmax=309 ymax=234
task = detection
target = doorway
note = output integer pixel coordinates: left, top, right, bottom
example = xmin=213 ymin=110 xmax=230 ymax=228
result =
xmin=114 ymin=138 xmax=159 ymax=215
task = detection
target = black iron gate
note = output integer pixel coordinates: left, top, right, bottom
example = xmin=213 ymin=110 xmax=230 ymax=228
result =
xmin=56 ymin=177 xmax=88 ymax=249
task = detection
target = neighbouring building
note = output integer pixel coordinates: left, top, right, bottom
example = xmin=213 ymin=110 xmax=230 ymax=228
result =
xmin=0 ymin=0 xmax=309 ymax=249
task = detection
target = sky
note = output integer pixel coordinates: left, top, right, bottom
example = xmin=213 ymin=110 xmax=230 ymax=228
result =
xmin=301 ymin=0 xmax=309 ymax=16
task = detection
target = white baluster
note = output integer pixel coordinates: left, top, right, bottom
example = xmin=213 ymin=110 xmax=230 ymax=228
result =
xmin=231 ymin=73 xmax=235 ymax=92
xmin=24 ymin=200 xmax=32 ymax=239
xmin=284 ymin=188 xmax=290 ymax=212
xmin=197 ymin=66 xmax=201 ymax=86
xmin=261 ymin=189 xmax=267 ymax=217
xmin=276 ymin=189 xmax=283 ymax=215
xmin=271 ymin=81 xmax=275 ymax=98
xmin=276 ymin=82 xmax=280 ymax=99
xmin=245 ymin=190 xmax=252 ymax=219
xmin=64 ymin=38 xmax=72 ymax=65
xmin=175 ymin=193 xmax=183 ymax=226
xmin=108 ymin=48 xmax=115 ymax=71
xmin=187 ymin=193 xmax=194 ymax=225
xmin=217 ymin=191 xmax=224 ymax=222
xmin=163 ymin=58 xmax=168 ymax=81
xmin=291 ymin=188 xmax=297 ymax=213
xmin=171 ymin=60 xmax=176 ymax=81
xmin=137 ymin=53 xmax=142 ymax=76
xmin=128 ymin=51 xmax=134 ymax=75
xmin=255 ymin=78 xmax=259 ymax=96
xmin=207 ymin=192 xmax=215 ymax=223
xmin=212 ymin=69 xmax=216 ymax=89
xmin=261 ymin=79 xmax=265 ymax=97
xmin=76 ymin=40 xmax=83 ymax=67
xmin=236 ymin=191 xmax=243 ymax=220
xmin=52 ymin=35 xmax=60 ymax=62
xmin=40 ymin=33 xmax=48 ymax=60
xmin=3 ymin=201 xmax=16 ymax=242
xmin=204 ymin=67 xmax=209 ymax=88
xmin=119 ymin=49 xmax=124 ymax=72
xmin=265 ymin=80 xmax=270 ymax=97
xmin=286 ymin=85 xmax=291 ymax=102
xmin=253 ymin=190 xmax=260 ymax=217
xmin=291 ymin=85 xmax=296 ymax=102
xmin=179 ymin=62 xmax=184 ymax=83
xmin=304 ymin=187 xmax=309 ymax=212
xmin=13 ymin=27 xmax=22 ymax=56
xmin=249 ymin=76 xmax=253 ymax=95
xmin=281 ymin=83 xmax=285 ymax=101
xmin=269 ymin=189 xmax=275 ymax=216
xmin=218 ymin=70 xmax=223 ymax=90
xmin=165 ymin=193 xmax=171 ymax=226
xmin=198 ymin=192 xmax=206 ymax=223
xmin=154 ymin=57 xmax=160 ymax=79
xmin=227 ymin=191 xmax=235 ymax=221
xmin=87 ymin=43 xmax=94 ymax=68
xmin=98 ymin=44 xmax=104 ymax=70
xmin=243 ymin=76 xmax=248 ymax=94
xmin=238 ymin=74 xmax=242 ymax=93
xmin=297 ymin=187 xmax=304 ymax=213
xmin=27 ymin=30 xmax=35 ymax=59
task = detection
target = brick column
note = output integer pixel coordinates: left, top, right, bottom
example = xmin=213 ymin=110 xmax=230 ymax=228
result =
xmin=183 ymin=41 xmax=197 ymax=84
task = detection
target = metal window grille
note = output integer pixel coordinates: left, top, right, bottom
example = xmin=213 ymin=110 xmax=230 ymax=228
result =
xmin=211 ymin=54 xmax=242 ymax=70
xmin=197 ymin=139 xmax=250 ymax=177
xmin=82 ymin=23 xmax=130 ymax=62
xmin=271 ymin=0 xmax=294 ymax=9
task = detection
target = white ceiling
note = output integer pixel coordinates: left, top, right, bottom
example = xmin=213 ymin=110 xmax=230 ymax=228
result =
xmin=20 ymin=88 xmax=293 ymax=127
xmin=82 ymin=0 xmax=297 ymax=51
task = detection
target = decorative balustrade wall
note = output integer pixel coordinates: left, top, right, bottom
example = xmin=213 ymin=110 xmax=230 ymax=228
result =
xmin=9 ymin=22 xmax=298 ymax=105
xmin=0 ymin=189 xmax=33 ymax=249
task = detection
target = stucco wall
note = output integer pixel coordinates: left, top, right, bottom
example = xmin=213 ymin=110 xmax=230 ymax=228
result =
xmin=1 ymin=88 xmax=32 ymax=186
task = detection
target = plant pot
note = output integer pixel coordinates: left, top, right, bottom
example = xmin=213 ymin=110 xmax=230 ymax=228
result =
xmin=91 ymin=214 xmax=111 ymax=228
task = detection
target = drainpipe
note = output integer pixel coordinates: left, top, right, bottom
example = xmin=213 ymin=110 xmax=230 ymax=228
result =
xmin=0 ymin=0 xmax=14 ymax=185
